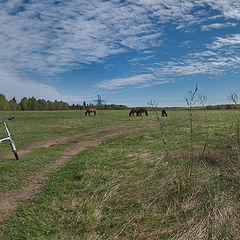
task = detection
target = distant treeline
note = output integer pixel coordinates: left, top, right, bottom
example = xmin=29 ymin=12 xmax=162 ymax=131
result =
xmin=0 ymin=94 xmax=69 ymax=111
xmin=163 ymin=104 xmax=240 ymax=111
xmin=0 ymin=94 xmax=129 ymax=111
xmin=1 ymin=93 xmax=240 ymax=111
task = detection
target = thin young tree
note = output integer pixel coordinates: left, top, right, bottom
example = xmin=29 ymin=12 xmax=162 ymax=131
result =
xmin=228 ymin=93 xmax=240 ymax=159
xmin=198 ymin=94 xmax=209 ymax=157
xmin=185 ymin=84 xmax=198 ymax=179
xmin=148 ymin=100 xmax=169 ymax=157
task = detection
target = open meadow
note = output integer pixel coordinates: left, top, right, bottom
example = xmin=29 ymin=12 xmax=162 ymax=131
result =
xmin=0 ymin=109 xmax=239 ymax=239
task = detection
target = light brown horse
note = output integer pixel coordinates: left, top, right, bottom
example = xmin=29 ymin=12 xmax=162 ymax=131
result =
xmin=85 ymin=108 xmax=96 ymax=116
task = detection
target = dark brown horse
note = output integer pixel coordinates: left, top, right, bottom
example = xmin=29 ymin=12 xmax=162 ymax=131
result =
xmin=129 ymin=108 xmax=138 ymax=116
xmin=85 ymin=108 xmax=96 ymax=116
xmin=161 ymin=109 xmax=167 ymax=117
xmin=129 ymin=108 xmax=148 ymax=116
xmin=137 ymin=108 xmax=148 ymax=116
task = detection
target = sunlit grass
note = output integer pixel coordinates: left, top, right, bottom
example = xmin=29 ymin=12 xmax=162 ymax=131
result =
xmin=0 ymin=110 xmax=240 ymax=239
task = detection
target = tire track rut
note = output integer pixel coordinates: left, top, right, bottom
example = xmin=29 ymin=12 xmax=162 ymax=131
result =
xmin=0 ymin=125 xmax=155 ymax=221
xmin=0 ymin=125 xmax=144 ymax=161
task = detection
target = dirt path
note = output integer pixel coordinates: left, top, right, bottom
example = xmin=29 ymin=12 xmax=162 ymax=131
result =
xmin=1 ymin=125 xmax=154 ymax=161
xmin=0 ymin=125 xmax=155 ymax=221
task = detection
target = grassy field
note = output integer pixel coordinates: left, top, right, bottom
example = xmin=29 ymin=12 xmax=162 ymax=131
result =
xmin=0 ymin=110 xmax=239 ymax=239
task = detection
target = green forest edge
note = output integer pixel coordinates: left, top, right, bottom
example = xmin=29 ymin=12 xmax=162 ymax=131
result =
xmin=0 ymin=93 xmax=239 ymax=111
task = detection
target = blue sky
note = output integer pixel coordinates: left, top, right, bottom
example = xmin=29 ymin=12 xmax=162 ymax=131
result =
xmin=0 ymin=0 xmax=240 ymax=107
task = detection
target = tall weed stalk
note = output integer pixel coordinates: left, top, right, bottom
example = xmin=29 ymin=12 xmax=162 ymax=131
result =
xmin=185 ymin=84 xmax=198 ymax=179
xmin=198 ymin=94 xmax=209 ymax=157
xmin=148 ymin=100 xmax=169 ymax=157
xmin=228 ymin=92 xmax=240 ymax=159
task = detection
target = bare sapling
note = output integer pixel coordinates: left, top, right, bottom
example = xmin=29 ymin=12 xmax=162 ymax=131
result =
xmin=185 ymin=84 xmax=198 ymax=179
xmin=198 ymin=94 xmax=209 ymax=157
xmin=148 ymin=100 xmax=169 ymax=157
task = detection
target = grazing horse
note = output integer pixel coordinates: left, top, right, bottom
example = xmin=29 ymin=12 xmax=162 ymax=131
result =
xmin=129 ymin=108 xmax=138 ymax=116
xmin=85 ymin=108 xmax=96 ymax=116
xmin=129 ymin=108 xmax=148 ymax=116
xmin=161 ymin=109 xmax=167 ymax=117
xmin=137 ymin=108 xmax=148 ymax=116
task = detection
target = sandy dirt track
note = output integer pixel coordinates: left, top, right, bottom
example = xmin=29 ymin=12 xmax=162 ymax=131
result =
xmin=0 ymin=124 xmax=155 ymax=221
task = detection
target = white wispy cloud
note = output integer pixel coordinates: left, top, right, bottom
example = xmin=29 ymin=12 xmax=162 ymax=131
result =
xmin=0 ymin=70 xmax=92 ymax=103
xmin=128 ymin=55 xmax=155 ymax=63
xmin=149 ymin=33 xmax=240 ymax=79
xmin=97 ymin=74 xmax=160 ymax=89
xmin=0 ymin=0 xmax=239 ymax=76
xmin=201 ymin=22 xmax=237 ymax=31
xmin=206 ymin=0 xmax=240 ymax=20
xmin=0 ymin=0 xmax=164 ymax=75
xmin=208 ymin=34 xmax=240 ymax=49
xmin=135 ymin=80 xmax=171 ymax=88
xmin=0 ymin=0 xmax=240 ymax=95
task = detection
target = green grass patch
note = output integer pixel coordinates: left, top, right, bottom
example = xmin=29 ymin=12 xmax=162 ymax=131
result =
xmin=0 ymin=110 xmax=240 ymax=239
